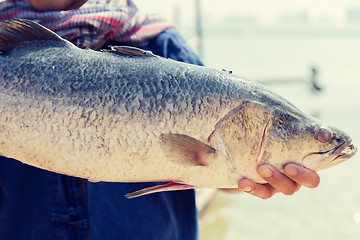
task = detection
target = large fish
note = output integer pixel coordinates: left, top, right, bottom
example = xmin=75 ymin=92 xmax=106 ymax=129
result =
xmin=0 ymin=19 xmax=357 ymax=198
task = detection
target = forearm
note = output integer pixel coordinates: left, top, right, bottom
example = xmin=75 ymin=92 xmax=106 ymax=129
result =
xmin=28 ymin=0 xmax=87 ymax=11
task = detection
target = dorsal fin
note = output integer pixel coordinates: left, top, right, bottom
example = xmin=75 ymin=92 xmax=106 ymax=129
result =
xmin=0 ymin=19 xmax=63 ymax=53
xmin=101 ymin=45 xmax=156 ymax=57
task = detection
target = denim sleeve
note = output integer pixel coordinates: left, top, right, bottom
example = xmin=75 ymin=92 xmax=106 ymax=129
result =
xmin=143 ymin=28 xmax=204 ymax=66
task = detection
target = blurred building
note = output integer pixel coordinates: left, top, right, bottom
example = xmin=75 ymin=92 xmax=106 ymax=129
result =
xmin=276 ymin=10 xmax=310 ymax=26
xmin=346 ymin=8 xmax=360 ymax=25
xmin=222 ymin=15 xmax=260 ymax=27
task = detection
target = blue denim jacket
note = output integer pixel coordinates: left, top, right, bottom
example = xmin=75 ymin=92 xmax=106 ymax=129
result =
xmin=0 ymin=28 xmax=203 ymax=240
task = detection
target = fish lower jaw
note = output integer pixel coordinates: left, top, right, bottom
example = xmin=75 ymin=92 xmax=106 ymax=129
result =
xmin=328 ymin=143 xmax=357 ymax=165
xmin=303 ymin=139 xmax=357 ymax=171
xmin=321 ymin=143 xmax=356 ymax=169
xmin=340 ymin=143 xmax=357 ymax=158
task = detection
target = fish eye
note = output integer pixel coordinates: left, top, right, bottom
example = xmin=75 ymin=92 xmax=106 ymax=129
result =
xmin=317 ymin=126 xmax=333 ymax=143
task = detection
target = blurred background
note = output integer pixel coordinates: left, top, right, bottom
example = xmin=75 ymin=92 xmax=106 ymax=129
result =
xmin=137 ymin=1 xmax=360 ymax=239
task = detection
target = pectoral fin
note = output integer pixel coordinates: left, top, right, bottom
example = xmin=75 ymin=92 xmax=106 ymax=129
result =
xmin=125 ymin=182 xmax=195 ymax=199
xmin=160 ymin=133 xmax=216 ymax=166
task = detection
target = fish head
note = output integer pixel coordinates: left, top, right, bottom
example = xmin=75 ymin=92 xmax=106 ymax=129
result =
xmin=210 ymin=100 xmax=357 ymax=182
xmin=265 ymin=106 xmax=357 ymax=172
xmin=301 ymin=125 xmax=356 ymax=171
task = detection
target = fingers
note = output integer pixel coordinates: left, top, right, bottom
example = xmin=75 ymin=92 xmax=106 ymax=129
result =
xmin=238 ymin=179 xmax=278 ymax=200
xmin=221 ymin=163 xmax=321 ymax=200
xmin=257 ymin=164 xmax=300 ymax=195
xmin=220 ymin=179 xmax=278 ymax=199
xmin=283 ymin=163 xmax=320 ymax=188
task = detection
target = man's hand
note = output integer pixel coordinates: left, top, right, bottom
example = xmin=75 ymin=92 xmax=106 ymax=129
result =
xmin=28 ymin=0 xmax=87 ymax=11
xmin=223 ymin=163 xmax=320 ymax=199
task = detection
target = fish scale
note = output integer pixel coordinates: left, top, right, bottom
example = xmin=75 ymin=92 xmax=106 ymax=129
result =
xmin=0 ymin=19 xmax=357 ymax=198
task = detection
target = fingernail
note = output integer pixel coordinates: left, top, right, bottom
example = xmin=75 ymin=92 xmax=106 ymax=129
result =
xmin=284 ymin=164 xmax=298 ymax=177
xmin=238 ymin=180 xmax=253 ymax=192
xmin=258 ymin=165 xmax=273 ymax=178
xmin=239 ymin=186 xmax=252 ymax=192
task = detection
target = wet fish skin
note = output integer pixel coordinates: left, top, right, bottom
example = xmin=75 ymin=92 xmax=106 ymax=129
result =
xmin=0 ymin=20 xmax=357 ymax=196
xmin=0 ymin=20 xmax=246 ymax=187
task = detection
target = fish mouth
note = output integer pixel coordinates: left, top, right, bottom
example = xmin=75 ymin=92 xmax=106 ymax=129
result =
xmin=330 ymin=139 xmax=357 ymax=162
xmin=303 ymin=139 xmax=357 ymax=170
xmin=324 ymin=139 xmax=357 ymax=168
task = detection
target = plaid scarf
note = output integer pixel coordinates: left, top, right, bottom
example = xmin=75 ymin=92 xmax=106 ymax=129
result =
xmin=0 ymin=0 xmax=174 ymax=49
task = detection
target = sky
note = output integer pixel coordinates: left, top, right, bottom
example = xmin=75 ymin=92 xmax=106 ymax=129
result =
xmin=136 ymin=0 xmax=360 ymax=26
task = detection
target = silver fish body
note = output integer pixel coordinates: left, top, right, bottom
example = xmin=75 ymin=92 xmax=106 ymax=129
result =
xmin=0 ymin=20 xmax=357 ymax=196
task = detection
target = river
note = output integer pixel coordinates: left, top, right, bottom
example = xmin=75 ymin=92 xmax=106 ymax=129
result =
xmin=199 ymin=29 xmax=360 ymax=240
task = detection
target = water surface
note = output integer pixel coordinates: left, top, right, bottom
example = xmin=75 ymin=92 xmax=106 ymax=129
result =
xmin=199 ymin=31 xmax=360 ymax=240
